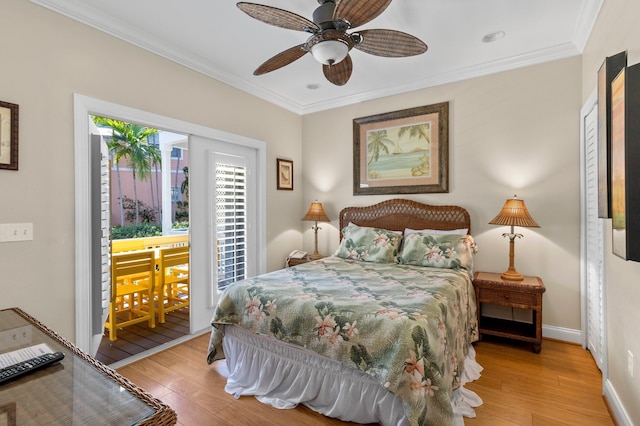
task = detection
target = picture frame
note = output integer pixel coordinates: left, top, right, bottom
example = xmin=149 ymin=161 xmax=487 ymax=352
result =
xmin=611 ymin=63 xmax=640 ymax=261
xmin=353 ymin=102 xmax=449 ymax=195
xmin=597 ymin=51 xmax=627 ymax=218
xmin=0 ymin=100 xmax=19 ymax=171
xmin=610 ymin=67 xmax=626 ymax=258
xmin=277 ymin=158 xmax=293 ymax=190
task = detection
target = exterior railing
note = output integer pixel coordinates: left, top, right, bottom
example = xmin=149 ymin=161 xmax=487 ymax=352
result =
xmin=112 ymin=234 xmax=189 ymax=253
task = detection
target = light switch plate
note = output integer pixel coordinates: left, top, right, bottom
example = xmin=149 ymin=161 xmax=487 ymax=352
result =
xmin=0 ymin=223 xmax=34 ymax=242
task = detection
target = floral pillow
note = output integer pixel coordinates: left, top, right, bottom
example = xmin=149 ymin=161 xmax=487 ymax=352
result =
xmin=335 ymin=225 xmax=403 ymax=263
xmin=398 ymin=233 xmax=477 ymax=272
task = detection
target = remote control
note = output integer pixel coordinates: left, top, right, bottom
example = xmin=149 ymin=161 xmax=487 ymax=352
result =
xmin=0 ymin=351 xmax=65 ymax=385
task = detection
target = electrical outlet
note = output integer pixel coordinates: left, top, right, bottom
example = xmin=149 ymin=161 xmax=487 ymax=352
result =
xmin=629 ymin=351 xmax=634 ymax=378
xmin=0 ymin=223 xmax=34 ymax=242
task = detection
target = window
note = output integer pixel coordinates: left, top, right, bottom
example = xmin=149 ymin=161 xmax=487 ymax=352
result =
xmin=215 ymin=162 xmax=246 ymax=291
xmin=171 ymin=147 xmax=183 ymax=159
xmin=171 ymin=186 xmax=181 ymax=202
xmin=148 ymin=133 xmax=181 ymax=158
xmin=148 ymin=132 xmax=159 ymax=146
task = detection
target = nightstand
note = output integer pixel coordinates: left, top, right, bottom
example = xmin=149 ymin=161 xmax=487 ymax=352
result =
xmin=286 ymin=255 xmax=323 ymax=267
xmin=473 ymin=271 xmax=546 ymax=353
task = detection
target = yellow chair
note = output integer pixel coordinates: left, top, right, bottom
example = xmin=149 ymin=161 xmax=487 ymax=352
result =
xmin=105 ymin=250 xmax=156 ymax=341
xmin=157 ymin=246 xmax=189 ymax=323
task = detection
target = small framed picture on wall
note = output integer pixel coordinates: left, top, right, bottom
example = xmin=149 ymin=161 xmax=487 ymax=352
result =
xmin=0 ymin=100 xmax=19 ymax=170
xmin=277 ymin=158 xmax=293 ymax=190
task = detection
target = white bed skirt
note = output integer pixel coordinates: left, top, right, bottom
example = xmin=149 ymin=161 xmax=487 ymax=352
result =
xmin=220 ymin=325 xmax=483 ymax=425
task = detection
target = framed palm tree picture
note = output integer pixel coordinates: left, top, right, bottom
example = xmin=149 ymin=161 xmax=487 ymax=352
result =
xmin=353 ymin=102 xmax=449 ymax=195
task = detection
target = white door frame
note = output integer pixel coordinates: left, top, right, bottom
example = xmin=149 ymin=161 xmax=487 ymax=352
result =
xmin=73 ymin=94 xmax=267 ymax=353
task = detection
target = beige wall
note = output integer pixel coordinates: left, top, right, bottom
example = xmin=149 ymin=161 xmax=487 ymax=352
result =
xmin=0 ymin=0 xmax=304 ymax=339
xmin=302 ymin=57 xmax=583 ymax=332
xmin=582 ymin=0 xmax=640 ymax=422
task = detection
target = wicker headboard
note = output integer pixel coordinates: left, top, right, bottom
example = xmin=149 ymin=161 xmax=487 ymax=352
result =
xmin=339 ymin=199 xmax=471 ymax=239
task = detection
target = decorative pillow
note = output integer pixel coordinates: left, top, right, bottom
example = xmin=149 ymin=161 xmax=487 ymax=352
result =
xmin=335 ymin=225 xmax=403 ymax=263
xmin=398 ymin=233 xmax=477 ymax=272
xmin=403 ymin=227 xmax=468 ymax=238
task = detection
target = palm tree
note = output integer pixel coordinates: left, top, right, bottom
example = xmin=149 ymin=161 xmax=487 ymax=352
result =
xmin=397 ymin=123 xmax=430 ymax=147
xmin=398 ymin=124 xmax=431 ymax=176
xmin=145 ymin=133 xmax=162 ymax=224
xmin=148 ymin=150 xmax=161 ymax=224
xmin=92 ymin=116 xmax=160 ymax=225
xmin=173 ymin=148 xmax=182 ymax=222
xmin=367 ymin=130 xmax=395 ymax=165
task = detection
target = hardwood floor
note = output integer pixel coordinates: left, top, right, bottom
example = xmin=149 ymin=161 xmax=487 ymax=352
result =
xmin=116 ymin=335 xmax=614 ymax=426
xmin=465 ymin=337 xmax=614 ymax=426
xmin=96 ymin=309 xmax=189 ymax=365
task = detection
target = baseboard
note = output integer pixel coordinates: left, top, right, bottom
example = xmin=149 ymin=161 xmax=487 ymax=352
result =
xmin=542 ymin=324 xmax=582 ymax=344
xmin=604 ymin=378 xmax=633 ymax=426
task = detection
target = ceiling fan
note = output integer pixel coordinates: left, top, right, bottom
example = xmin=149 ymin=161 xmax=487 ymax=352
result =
xmin=237 ymin=0 xmax=428 ymax=86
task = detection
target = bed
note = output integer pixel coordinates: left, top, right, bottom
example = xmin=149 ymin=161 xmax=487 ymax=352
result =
xmin=207 ymin=199 xmax=482 ymax=425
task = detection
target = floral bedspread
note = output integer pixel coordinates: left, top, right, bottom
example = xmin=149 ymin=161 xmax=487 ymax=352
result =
xmin=207 ymin=256 xmax=478 ymax=426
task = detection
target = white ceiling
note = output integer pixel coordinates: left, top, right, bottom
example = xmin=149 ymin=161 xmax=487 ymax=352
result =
xmin=31 ymin=0 xmax=602 ymax=115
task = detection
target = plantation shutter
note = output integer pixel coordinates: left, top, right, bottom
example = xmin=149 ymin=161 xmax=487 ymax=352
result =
xmin=89 ymin=121 xmax=111 ymax=355
xmin=215 ymin=162 xmax=247 ymax=291
xmin=99 ymin=136 xmax=111 ymax=315
xmin=583 ymin=101 xmax=605 ymax=371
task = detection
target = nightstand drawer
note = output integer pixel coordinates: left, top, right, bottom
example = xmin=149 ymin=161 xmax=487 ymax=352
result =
xmin=478 ymin=288 xmax=536 ymax=306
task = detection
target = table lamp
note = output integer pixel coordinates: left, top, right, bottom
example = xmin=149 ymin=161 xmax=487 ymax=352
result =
xmin=302 ymin=200 xmax=330 ymax=260
xmin=489 ymin=195 xmax=540 ymax=281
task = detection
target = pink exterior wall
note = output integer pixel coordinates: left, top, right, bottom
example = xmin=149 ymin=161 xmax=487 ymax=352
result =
xmin=109 ymin=151 xmax=188 ymax=226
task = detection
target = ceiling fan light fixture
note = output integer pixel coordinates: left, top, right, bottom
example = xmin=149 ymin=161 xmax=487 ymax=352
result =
xmin=238 ymin=0 xmax=427 ymax=85
xmin=310 ymin=39 xmax=349 ymax=65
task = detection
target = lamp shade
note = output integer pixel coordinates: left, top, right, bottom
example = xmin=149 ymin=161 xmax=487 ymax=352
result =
xmin=302 ymin=202 xmax=330 ymax=222
xmin=489 ymin=196 xmax=540 ymax=228
xmin=310 ymin=39 xmax=349 ymax=65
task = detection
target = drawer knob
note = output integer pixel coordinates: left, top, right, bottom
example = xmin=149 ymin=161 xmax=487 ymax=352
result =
xmin=504 ymin=294 xmax=510 ymax=300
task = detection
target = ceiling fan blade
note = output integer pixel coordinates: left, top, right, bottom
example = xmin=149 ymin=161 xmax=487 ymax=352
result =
xmin=237 ymin=2 xmax=319 ymax=32
xmin=355 ymin=29 xmax=427 ymax=57
xmin=254 ymin=44 xmax=308 ymax=75
xmin=333 ymin=0 xmax=392 ymax=29
xmin=323 ymin=54 xmax=353 ymax=86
